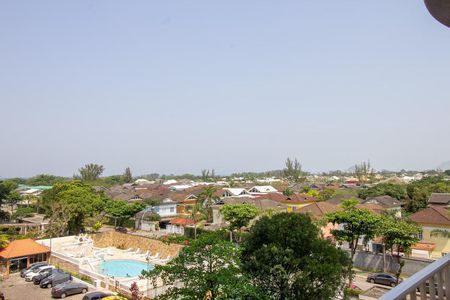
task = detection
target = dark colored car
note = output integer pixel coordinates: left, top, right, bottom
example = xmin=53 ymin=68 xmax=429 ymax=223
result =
xmin=20 ymin=262 xmax=49 ymax=278
xmin=115 ymin=226 xmax=127 ymax=233
xmin=51 ymin=281 xmax=89 ymax=298
xmin=0 ymin=291 xmax=4 ymax=300
xmin=40 ymin=272 xmax=72 ymax=288
xmin=82 ymin=291 xmax=114 ymax=300
xmin=366 ymin=273 xmax=400 ymax=287
xmin=33 ymin=269 xmax=64 ymax=285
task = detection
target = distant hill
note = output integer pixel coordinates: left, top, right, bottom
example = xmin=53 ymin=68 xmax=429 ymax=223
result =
xmin=437 ymin=161 xmax=450 ymax=171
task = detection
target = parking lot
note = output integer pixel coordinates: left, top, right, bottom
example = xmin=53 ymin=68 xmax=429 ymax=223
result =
xmin=0 ymin=273 xmax=95 ymax=300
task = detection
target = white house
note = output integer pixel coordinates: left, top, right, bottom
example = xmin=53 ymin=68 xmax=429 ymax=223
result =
xmin=153 ymin=199 xmax=178 ymax=217
xmin=163 ymin=179 xmax=178 ymax=185
xmin=248 ymin=185 xmax=278 ymax=194
xmin=169 ymin=184 xmax=192 ymax=192
xmin=134 ymin=178 xmax=154 ymax=185
xmin=134 ymin=199 xmax=178 ymax=231
xmin=223 ymin=188 xmax=250 ymax=197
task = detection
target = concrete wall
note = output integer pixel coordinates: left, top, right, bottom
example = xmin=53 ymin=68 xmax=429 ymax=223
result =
xmin=90 ymin=231 xmax=182 ymax=258
xmin=351 ymin=250 xmax=433 ymax=275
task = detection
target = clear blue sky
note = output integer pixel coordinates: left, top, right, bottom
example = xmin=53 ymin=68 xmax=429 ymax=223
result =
xmin=1 ymin=1 xmax=449 ymax=177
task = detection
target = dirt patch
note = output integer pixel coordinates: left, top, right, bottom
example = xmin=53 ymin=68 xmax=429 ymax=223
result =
xmin=90 ymin=231 xmax=182 ymax=258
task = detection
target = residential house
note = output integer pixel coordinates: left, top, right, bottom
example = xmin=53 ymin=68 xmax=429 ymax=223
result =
xmin=169 ymin=185 xmax=193 ymax=192
xmin=360 ymin=195 xmax=403 ymax=217
xmin=410 ymin=206 xmax=450 ymax=259
xmin=296 ymin=202 xmax=343 ymax=239
xmin=222 ymin=188 xmax=250 ymax=198
xmin=428 ymin=193 xmax=450 ymax=207
xmin=134 ymin=207 xmax=158 ymax=231
xmin=248 ymin=185 xmax=278 ymax=194
xmin=256 ymin=193 xmax=318 ymax=211
xmin=151 ymin=198 xmax=178 ymax=218
xmin=166 ymin=218 xmax=195 ymax=235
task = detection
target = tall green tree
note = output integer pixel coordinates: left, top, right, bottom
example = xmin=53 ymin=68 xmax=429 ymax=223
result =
xmin=358 ymin=183 xmax=407 ymax=200
xmin=123 ymin=167 xmax=133 ymax=183
xmin=41 ymin=181 xmax=107 ymax=235
xmin=197 ymin=186 xmax=219 ymax=223
xmin=353 ymin=161 xmax=374 ymax=184
xmin=186 ymin=201 xmax=206 ymax=240
xmin=405 ymin=176 xmax=450 ymax=212
xmin=220 ymin=203 xmax=259 ymax=242
xmin=0 ymin=180 xmax=18 ymax=207
xmin=241 ymin=213 xmax=350 ymax=300
xmin=327 ymin=208 xmax=381 ymax=287
xmin=317 ymin=188 xmax=336 ymax=201
xmin=5 ymin=190 xmax=21 ymax=213
xmin=143 ymin=232 xmax=264 ymax=300
xmin=26 ymin=174 xmax=67 ymax=186
xmin=283 ymin=157 xmax=303 ymax=183
xmin=77 ymin=163 xmax=105 ymax=181
xmin=377 ymin=216 xmax=420 ymax=284
xmin=105 ymin=200 xmax=144 ymax=227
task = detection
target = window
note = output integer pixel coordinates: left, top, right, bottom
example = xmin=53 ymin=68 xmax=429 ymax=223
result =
xmin=170 ymin=207 xmax=175 ymax=213
xmin=418 ymin=230 xmax=423 ymax=240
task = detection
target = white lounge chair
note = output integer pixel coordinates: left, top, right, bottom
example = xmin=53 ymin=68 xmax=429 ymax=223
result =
xmin=133 ymin=248 xmax=141 ymax=254
xmin=106 ymin=248 xmax=114 ymax=256
xmin=140 ymin=250 xmax=149 ymax=257
xmin=159 ymin=255 xmax=171 ymax=263
xmin=148 ymin=253 xmax=159 ymax=260
xmin=123 ymin=248 xmax=133 ymax=252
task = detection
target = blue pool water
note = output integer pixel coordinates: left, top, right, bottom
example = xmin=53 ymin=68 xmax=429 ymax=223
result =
xmin=100 ymin=259 xmax=154 ymax=278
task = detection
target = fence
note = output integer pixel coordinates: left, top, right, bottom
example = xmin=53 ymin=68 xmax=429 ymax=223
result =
xmin=350 ymin=250 xmax=433 ymax=276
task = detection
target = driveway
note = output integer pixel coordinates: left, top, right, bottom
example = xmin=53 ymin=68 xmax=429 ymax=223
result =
xmin=0 ymin=273 xmax=96 ymax=300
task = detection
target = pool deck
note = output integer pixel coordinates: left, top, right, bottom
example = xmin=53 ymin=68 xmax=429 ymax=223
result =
xmin=38 ymin=235 xmax=173 ymax=296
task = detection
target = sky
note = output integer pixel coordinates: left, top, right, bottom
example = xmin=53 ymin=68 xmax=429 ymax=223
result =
xmin=1 ymin=1 xmax=449 ymax=178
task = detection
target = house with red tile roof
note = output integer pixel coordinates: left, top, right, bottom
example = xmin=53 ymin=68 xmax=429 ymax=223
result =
xmin=410 ymin=206 xmax=450 ymax=259
xmin=255 ymin=193 xmax=318 ymax=211
xmin=296 ymin=202 xmax=343 ymax=239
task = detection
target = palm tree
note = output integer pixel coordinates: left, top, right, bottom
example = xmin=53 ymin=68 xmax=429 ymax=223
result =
xmin=187 ymin=202 xmax=206 ymax=239
xmin=430 ymin=229 xmax=450 ymax=238
xmin=197 ymin=186 xmax=219 ymax=223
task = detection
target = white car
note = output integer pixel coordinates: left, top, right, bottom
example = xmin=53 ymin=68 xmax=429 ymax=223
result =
xmin=25 ymin=265 xmax=55 ymax=281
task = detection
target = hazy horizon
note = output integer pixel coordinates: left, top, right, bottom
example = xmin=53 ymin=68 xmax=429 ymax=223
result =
xmin=1 ymin=1 xmax=449 ymax=178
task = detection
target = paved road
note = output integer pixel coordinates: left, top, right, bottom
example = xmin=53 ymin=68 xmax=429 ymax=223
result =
xmin=0 ymin=273 xmax=94 ymax=300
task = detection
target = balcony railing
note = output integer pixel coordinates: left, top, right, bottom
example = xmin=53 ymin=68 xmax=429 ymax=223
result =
xmin=380 ymin=254 xmax=450 ymax=300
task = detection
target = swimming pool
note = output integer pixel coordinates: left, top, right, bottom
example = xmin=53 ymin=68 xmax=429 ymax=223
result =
xmin=99 ymin=259 xmax=154 ymax=278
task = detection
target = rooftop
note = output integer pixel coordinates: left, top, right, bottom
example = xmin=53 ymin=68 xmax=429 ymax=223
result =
xmin=428 ymin=193 xmax=450 ymax=205
xmin=0 ymin=239 xmax=50 ymax=259
xmin=410 ymin=206 xmax=450 ymax=226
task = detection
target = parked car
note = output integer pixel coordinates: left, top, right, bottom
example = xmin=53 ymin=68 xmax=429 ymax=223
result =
xmin=51 ymin=281 xmax=89 ymax=298
xmin=366 ymin=273 xmax=401 ymax=287
xmin=0 ymin=290 xmax=4 ymax=300
xmin=33 ymin=268 xmax=64 ymax=285
xmin=417 ymin=282 xmax=446 ymax=296
xmin=20 ymin=262 xmax=48 ymax=278
xmin=40 ymin=272 xmax=72 ymax=288
xmin=25 ymin=265 xmax=55 ymax=281
xmin=115 ymin=226 xmax=127 ymax=233
xmin=82 ymin=291 xmax=114 ymax=300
